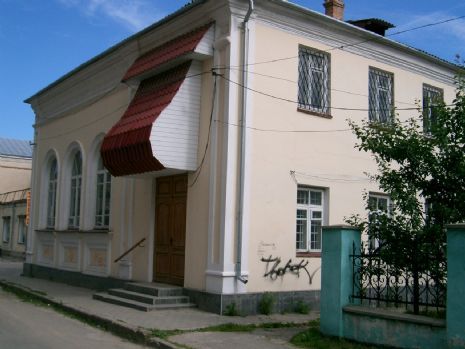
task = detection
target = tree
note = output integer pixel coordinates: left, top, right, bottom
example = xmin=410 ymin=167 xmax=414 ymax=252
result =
xmin=347 ymin=73 xmax=465 ymax=313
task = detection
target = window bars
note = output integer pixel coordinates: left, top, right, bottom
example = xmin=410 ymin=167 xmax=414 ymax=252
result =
xmin=298 ymin=46 xmax=330 ymax=115
xmin=423 ymin=84 xmax=443 ymax=134
xmin=369 ymin=67 xmax=394 ymax=123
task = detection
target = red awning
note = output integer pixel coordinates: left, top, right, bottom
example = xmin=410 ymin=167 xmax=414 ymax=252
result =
xmin=123 ymin=23 xmax=212 ymax=81
xmin=101 ymin=62 xmax=192 ymax=176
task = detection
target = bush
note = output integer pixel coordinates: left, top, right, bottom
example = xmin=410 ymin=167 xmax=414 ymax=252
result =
xmin=258 ymin=292 xmax=275 ymax=315
xmin=223 ymin=302 xmax=239 ymax=316
xmin=294 ymin=300 xmax=310 ymax=314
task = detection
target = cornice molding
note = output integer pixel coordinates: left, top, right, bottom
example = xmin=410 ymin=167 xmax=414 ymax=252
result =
xmin=255 ymin=1 xmax=456 ymax=86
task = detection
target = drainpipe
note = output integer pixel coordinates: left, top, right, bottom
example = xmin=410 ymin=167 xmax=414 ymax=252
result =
xmin=236 ymin=0 xmax=254 ymax=285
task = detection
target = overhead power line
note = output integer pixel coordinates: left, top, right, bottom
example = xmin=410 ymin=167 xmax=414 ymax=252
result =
xmin=218 ymin=74 xmax=454 ymax=112
xmin=214 ymin=14 xmax=465 ymax=70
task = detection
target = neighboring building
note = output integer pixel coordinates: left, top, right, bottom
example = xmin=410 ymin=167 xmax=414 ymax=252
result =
xmin=0 ymin=138 xmax=32 ymax=259
xmin=24 ymin=0 xmax=459 ymax=314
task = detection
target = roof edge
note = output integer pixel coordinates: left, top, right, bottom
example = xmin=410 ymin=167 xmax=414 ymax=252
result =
xmin=270 ymin=0 xmax=463 ymax=72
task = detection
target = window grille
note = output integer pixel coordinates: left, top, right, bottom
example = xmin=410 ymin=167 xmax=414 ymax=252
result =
xmin=298 ymin=46 xmax=330 ymax=114
xmin=369 ymin=68 xmax=393 ymax=123
xmin=423 ymin=84 xmax=443 ymax=134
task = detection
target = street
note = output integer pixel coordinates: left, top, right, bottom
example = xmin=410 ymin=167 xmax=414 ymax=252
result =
xmin=0 ymin=288 xmax=146 ymax=349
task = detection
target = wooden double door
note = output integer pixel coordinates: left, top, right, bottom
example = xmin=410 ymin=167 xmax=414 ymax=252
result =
xmin=154 ymin=174 xmax=187 ymax=286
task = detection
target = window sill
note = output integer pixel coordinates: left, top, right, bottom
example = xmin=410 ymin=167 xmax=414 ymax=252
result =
xmin=296 ymin=251 xmax=321 ymax=258
xmin=297 ymin=107 xmax=332 ymax=119
xmin=36 ymin=229 xmax=111 ymax=234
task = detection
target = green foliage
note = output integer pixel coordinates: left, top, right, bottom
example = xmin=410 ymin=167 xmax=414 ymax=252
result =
xmin=294 ymin=300 xmax=310 ymax=314
xmin=291 ymin=320 xmax=379 ymax=349
xmin=258 ymin=292 xmax=275 ymax=315
xmin=346 ymin=73 xmax=465 ymax=276
xmin=223 ymin=302 xmax=239 ymax=316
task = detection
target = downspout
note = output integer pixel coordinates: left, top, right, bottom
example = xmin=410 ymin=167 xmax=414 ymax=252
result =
xmin=236 ymin=0 xmax=254 ymax=285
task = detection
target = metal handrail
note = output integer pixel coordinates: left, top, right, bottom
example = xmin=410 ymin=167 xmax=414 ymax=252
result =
xmin=114 ymin=237 xmax=146 ymax=263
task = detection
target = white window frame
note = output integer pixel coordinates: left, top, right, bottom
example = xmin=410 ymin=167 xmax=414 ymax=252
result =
xmin=368 ymin=193 xmax=390 ymax=250
xmin=17 ymin=215 xmax=26 ymax=245
xmin=369 ymin=67 xmax=394 ymax=123
xmin=296 ymin=187 xmax=325 ymax=253
xmin=298 ymin=46 xmax=330 ymax=115
xmin=47 ymin=158 xmax=58 ymax=229
xmin=68 ymin=151 xmax=82 ymax=229
xmin=2 ymin=216 xmax=11 ymax=243
xmin=95 ymin=156 xmax=111 ymax=229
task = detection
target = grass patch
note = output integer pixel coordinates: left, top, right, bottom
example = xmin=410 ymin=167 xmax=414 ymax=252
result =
xmin=150 ymin=321 xmax=307 ymax=339
xmin=291 ymin=320 xmax=384 ymax=349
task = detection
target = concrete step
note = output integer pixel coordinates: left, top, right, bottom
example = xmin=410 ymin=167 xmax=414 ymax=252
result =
xmin=93 ymin=292 xmax=154 ymax=311
xmin=93 ymin=292 xmax=196 ymax=311
xmin=125 ymin=282 xmax=183 ymax=297
xmin=108 ymin=288 xmax=190 ymax=305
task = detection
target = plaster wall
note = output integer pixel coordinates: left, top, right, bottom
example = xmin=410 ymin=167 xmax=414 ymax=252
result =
xmin=0 ymin=157 xmax=31 ymax=193
xmin=242 ymin=22 xmax=457 ymax=293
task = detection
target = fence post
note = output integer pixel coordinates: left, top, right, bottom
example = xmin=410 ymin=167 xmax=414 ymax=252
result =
xmin=446 ymin=224 xmax=465 ymax=348
xmin=320 ymin=225 xmax=361 ymax=337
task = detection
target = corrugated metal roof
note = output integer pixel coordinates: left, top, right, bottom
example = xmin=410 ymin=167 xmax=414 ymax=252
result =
xmin=101 ymin=62 xmax=191 ymax=176
xmin=0 ymin=138 xmax=32 ymax=158
xmin=123 ymin=23 xmax=212 ymax=81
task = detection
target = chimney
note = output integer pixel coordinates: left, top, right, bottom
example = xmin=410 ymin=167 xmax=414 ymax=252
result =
xmin=324 ymin=0 xmax=344 ymax=21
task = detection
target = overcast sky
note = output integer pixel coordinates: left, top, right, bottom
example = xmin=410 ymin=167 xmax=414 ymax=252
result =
xmin=1 ymin=0 xmax=464 ymax=141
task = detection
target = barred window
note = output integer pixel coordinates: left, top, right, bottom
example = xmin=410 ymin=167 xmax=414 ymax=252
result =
xmin=423 ymin=84 xmax=443 ymax=134
xmin=68 ymin=151 xmax=82 ymax=229
xmin=298 ymin=46 xmax=330 ymax=114
xmin=296 ymin=187 xmax=324 ymax=252
xmin=369 ymin=67 xmax=394 ymax=123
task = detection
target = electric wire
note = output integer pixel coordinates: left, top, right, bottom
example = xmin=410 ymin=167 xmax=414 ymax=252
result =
xmin=218 ymin=74 xmax=453 ymax=112
xmin=188 ymin=72 xmax=218 ymax=187
xmin=214 ymin=14 xmax=465 ymax=70
xmin=228 ymin=67 xmax=418 ymax=106
xmin=34 ymin=71 xmax=210 ymax=143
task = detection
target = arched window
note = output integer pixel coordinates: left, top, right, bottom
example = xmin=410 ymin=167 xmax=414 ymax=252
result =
xmin=68 ymin=151 xmax=82 ymax=229
xmin=95 ymin=156 xmax=111 ymax=228
xmin=47 ymin=158 xmax=58 ymax=229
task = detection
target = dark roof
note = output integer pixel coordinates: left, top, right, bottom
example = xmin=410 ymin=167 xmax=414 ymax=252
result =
xmin=347 ymin=18 xmax=395 ymax=36
xmin=0 ymin=138 xmax=32 ymax=158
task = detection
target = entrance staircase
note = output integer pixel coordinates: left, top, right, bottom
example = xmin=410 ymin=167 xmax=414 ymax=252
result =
xmin=93 ymin=282 xmax=196 ymax=311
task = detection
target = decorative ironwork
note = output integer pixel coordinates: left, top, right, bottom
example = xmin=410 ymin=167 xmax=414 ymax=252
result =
xmin=368 ymin=67 xmax=394 ymax=123
xmin=298 ymin=46 xmax=330 ymax=114
xmin=351 ymin=242 xmax=446 ymax=313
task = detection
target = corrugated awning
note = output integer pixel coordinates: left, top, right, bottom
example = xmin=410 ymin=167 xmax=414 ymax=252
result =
xmin=101 ymin=62 xmax=192 ymax=176
xmin=123 ymin=23 xmax=212 ymax=81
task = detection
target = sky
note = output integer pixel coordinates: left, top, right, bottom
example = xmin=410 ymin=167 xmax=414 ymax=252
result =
xmin=1 ymin=0 xmax=464 ymax=142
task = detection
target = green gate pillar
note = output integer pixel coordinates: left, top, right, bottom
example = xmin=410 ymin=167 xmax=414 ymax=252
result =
xmin=447 ymin=224 xmax=465 ymax=348
xmin=320 ymin=225 xmax=361 ymax=337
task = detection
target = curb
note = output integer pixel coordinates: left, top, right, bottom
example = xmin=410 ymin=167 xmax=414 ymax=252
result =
xmin=0 ymin=279 xmax=177 ymax=349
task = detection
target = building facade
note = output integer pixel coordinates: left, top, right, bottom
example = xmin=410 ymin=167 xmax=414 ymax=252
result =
xmin=0 ymin=138 xmax=32 ymax=258
xmin=24 ymin=0 xmax=459 ymax=313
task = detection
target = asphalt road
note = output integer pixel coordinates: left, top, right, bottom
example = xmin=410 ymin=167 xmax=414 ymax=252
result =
xmin=0 ymin=289 xmax=146 ymax=349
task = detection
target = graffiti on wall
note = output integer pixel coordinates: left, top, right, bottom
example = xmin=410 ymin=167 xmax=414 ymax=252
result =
xmin=260 ymin=255 xmax=320 ymax=284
